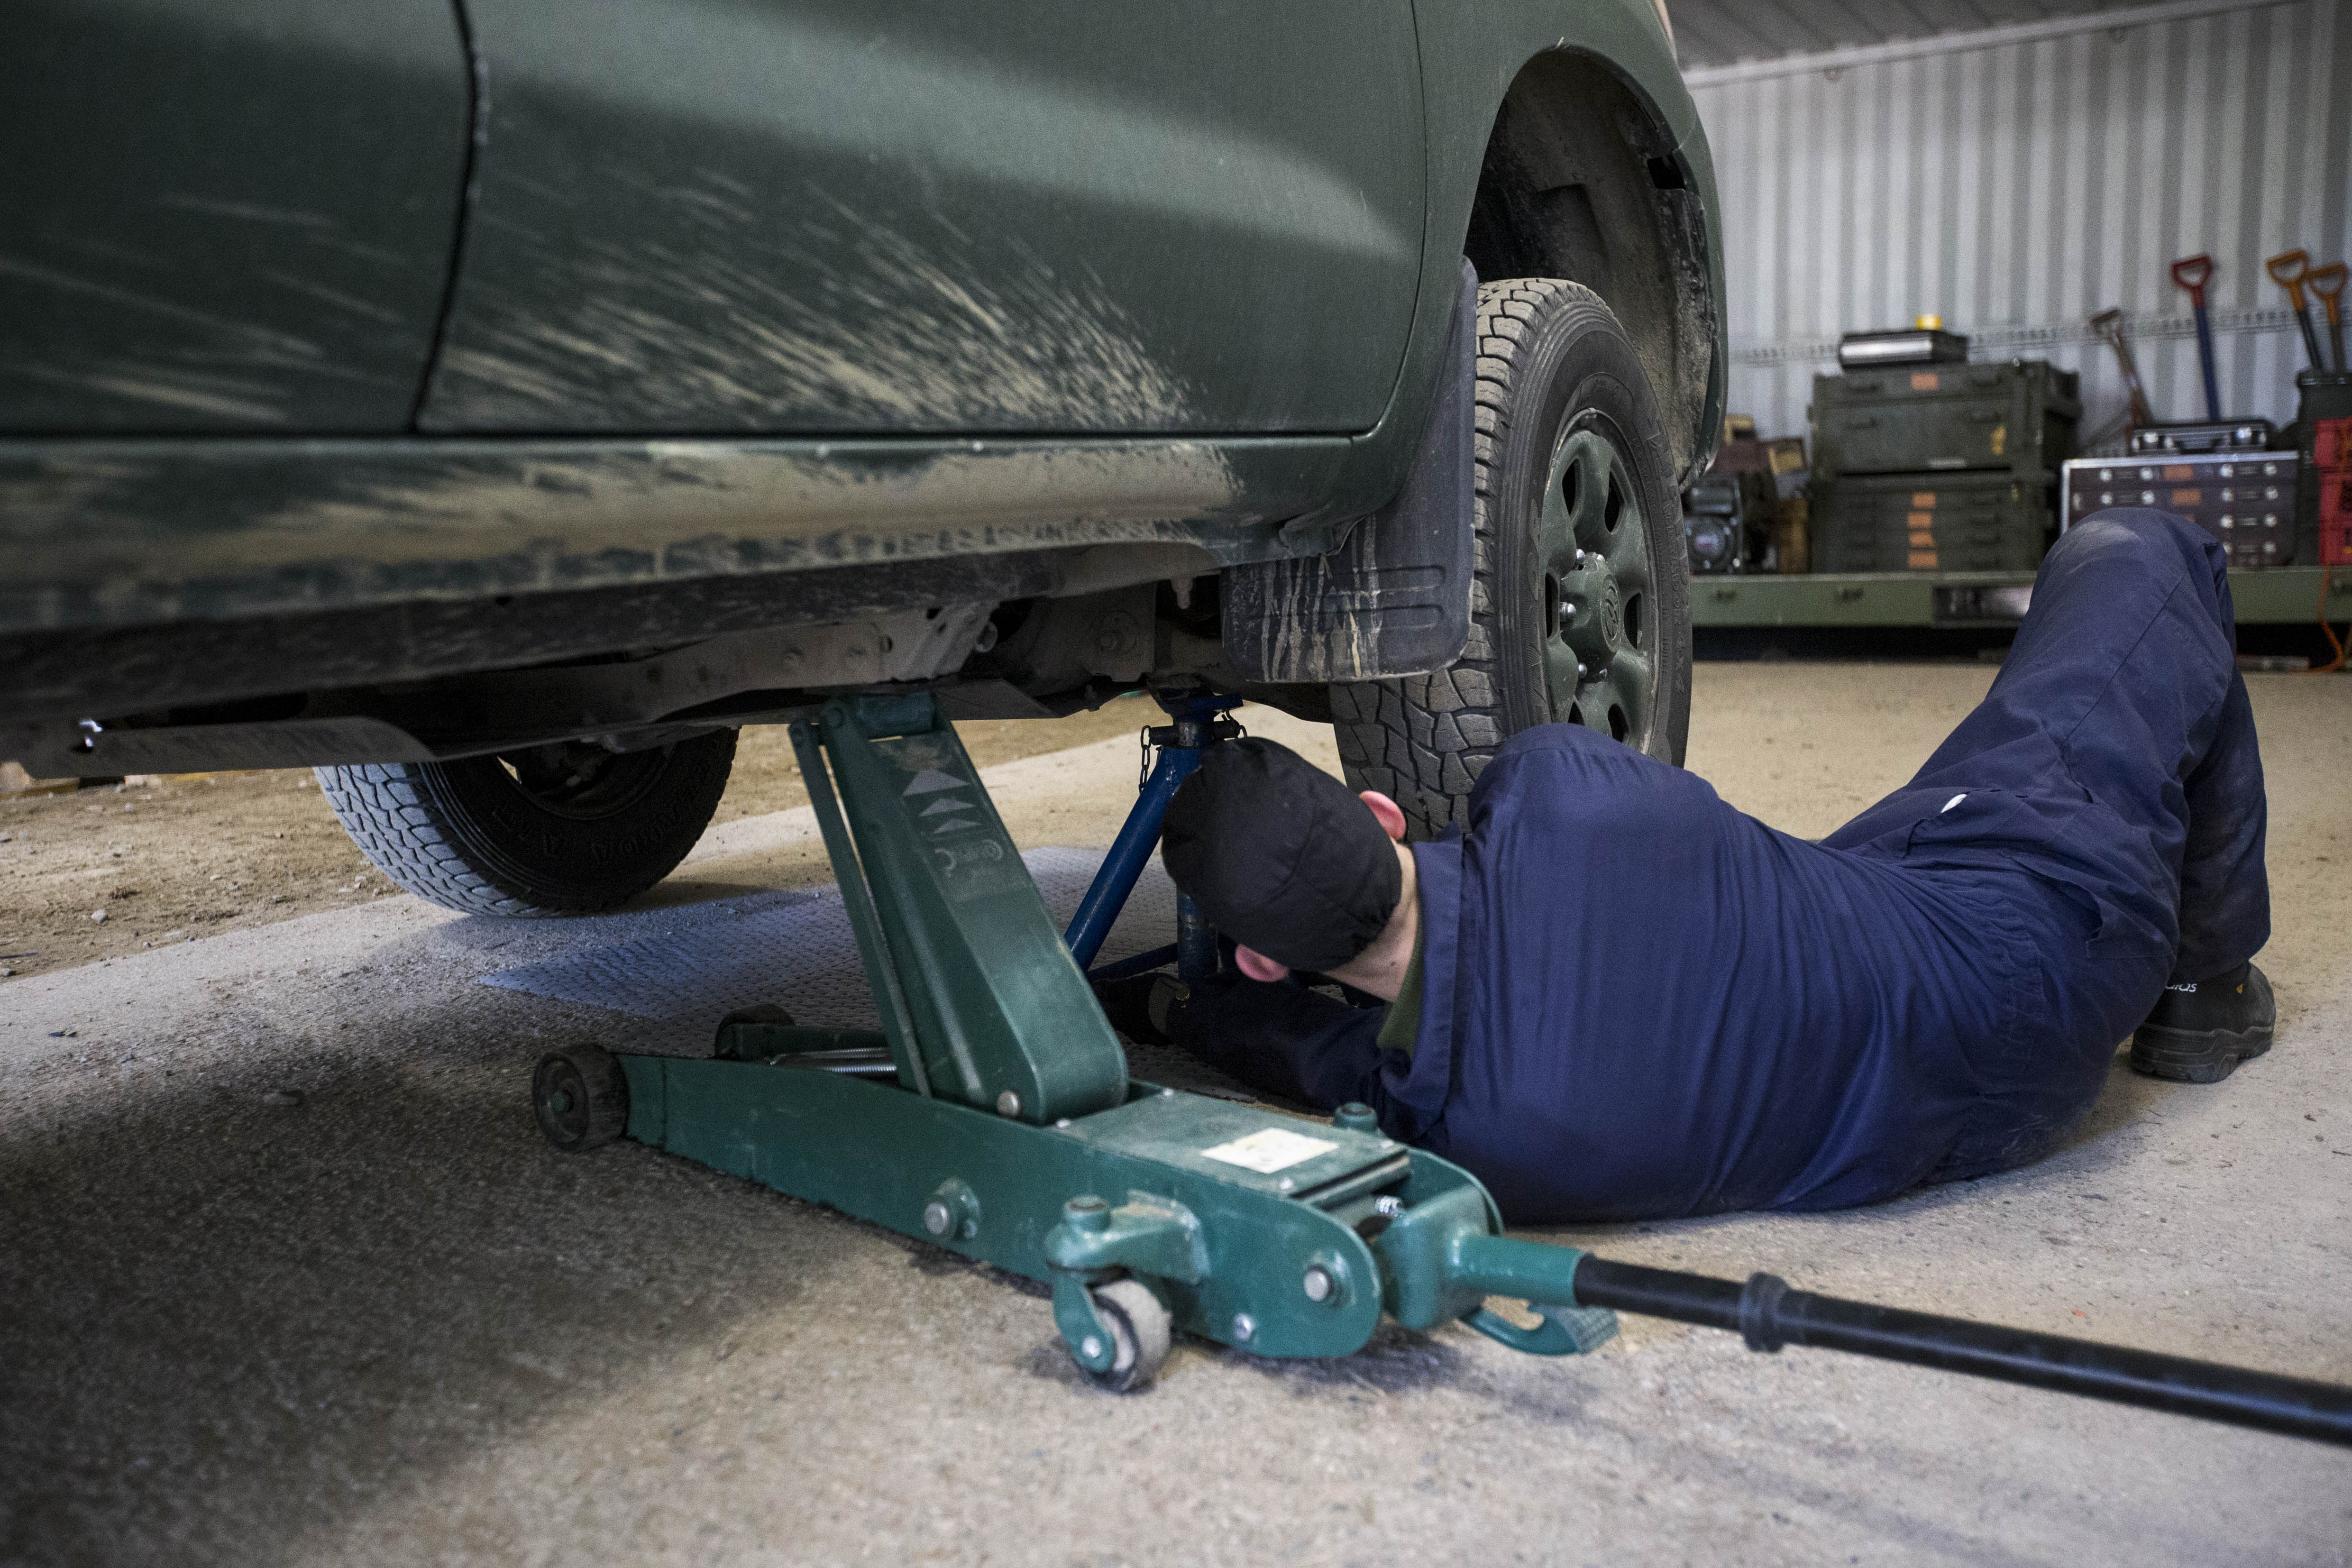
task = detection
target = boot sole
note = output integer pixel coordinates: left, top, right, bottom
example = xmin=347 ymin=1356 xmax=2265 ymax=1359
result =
xmin=2129 ymin=1021 xmax=2274 ymax=1084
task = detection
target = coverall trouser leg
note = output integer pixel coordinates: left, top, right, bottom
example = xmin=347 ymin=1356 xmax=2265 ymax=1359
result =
xmin=1837 ymin=507 xmax=2270 ymax=994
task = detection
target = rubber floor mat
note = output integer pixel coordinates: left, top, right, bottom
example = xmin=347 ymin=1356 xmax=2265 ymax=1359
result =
xmin=476 ymin=846 xmax=1179 ymax=1047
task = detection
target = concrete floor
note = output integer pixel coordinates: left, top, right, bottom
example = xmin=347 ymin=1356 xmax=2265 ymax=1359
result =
xmin=2 ymin=665 xmax=2347 ymax=1566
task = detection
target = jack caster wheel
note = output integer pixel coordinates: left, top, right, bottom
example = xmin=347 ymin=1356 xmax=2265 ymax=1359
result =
xmin=1076 ymin=1278 xmax=1172 ymax=1394
xmin=533 ymin=1045 xmax=628 ymax=1152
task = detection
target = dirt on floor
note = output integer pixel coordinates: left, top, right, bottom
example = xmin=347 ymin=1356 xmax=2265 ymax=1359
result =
xmin=0 ymin=697 xmax=1158 ymax=986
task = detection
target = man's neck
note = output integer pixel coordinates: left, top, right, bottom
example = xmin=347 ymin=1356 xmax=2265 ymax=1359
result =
xmin=1328 ymin=841 xmax=1419 ymax=1002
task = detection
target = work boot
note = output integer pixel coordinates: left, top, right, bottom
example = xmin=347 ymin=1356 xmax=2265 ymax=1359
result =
xmin=2129 ymin=961 xmax=2275 ymax=1083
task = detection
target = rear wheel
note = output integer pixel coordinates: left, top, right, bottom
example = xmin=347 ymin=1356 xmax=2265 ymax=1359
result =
xmin=319 ymin=730 xmax=736 ymax=916
xmin=1332 ymin=279 xmax=1691 ymax=838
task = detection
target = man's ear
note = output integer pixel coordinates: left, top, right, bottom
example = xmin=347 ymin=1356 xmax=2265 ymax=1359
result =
xmin=1358 ymin=790 xmax=1408 ymax=842
xmin=1233 ymin=945 xmax=1290 ymax=983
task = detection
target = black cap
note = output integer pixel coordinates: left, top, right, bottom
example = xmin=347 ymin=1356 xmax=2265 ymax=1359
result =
xmin=1159 ymin=737 xmax=1402 ymax=972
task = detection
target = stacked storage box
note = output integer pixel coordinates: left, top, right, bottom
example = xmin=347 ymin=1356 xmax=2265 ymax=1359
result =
xmin=1810 ymin=360 xmax=2078 ymax=571
xmin=2298 ymin=370 xmax=2352 ymax=567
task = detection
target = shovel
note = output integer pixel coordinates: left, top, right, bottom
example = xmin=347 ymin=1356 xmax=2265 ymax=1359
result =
xmin=2309 ymin=261 xmax=2346 ymax=372
xmin=2171 ymin=254 xmax=2222 ymax=419
xmin=2266 ymin=249 xmax=2326 ymax=373
xmin=2089 ymin=307 xmax=2155 ymax=430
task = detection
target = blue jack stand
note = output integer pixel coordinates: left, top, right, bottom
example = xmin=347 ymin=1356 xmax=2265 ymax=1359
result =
xmin=1062 ymin=692 xmax=1244 ymax=986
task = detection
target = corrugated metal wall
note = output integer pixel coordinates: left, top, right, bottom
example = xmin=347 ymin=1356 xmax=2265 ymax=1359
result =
xmin=1688 ymin=0 xmax=2352 ymax=446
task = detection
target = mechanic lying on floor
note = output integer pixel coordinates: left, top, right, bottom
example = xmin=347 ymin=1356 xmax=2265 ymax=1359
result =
xmin=1121 ymin=510 xmax=2277 ymax=1223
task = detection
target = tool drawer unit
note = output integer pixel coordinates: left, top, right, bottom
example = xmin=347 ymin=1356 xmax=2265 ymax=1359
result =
xmin=2063 ymin=454 xmax=2297 ymax=569
xmin=1812 ymin=361 xmax=2080 ymax=477
xmin=1810 ymin=473 xmax=2049 ymax=573
xmin=1811 ymin=359 xmax=2074 ymax=574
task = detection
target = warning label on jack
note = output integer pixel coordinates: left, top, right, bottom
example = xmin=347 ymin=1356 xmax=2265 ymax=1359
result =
xmin=1200 ymin=1128 xmax=1339 ymax=1174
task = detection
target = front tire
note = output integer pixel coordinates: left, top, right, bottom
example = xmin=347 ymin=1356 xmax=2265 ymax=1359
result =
xmin=1333 ymin=279 xmax=1691 ymax=838
xmin=319 ymin=730 xmax=736 ymax=916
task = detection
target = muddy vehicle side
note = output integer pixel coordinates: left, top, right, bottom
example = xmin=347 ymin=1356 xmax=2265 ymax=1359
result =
xmin=0 ymin=0 xmax=1722 ymax=909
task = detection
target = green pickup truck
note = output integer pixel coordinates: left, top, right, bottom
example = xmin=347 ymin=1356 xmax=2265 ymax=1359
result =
xmin=1 ymin=0 xmax=1722 ymax=914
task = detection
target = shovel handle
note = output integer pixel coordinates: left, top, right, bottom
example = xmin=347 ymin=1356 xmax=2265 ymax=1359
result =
xmin=2311 ymin=261 xmax=2347 ymax=327
xmin=2087 ymin=307 xmax=2154 ymax=425
xmin=2266 ymin=248 xmax=2309 ymax=310
xmin=2171 ymin=253 xmax=2214 ymax=305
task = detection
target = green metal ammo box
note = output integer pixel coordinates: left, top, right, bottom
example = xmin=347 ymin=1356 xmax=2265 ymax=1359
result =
xmin=1812 ymin=360 xmax=2080 ymax=478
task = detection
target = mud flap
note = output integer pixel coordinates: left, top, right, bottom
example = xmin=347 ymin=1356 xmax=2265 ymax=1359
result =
xmin=1221 ymin=260 xmax=1476 ymax=683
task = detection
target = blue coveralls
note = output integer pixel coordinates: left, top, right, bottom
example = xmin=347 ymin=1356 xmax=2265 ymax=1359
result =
xmin=1189 ymin=511 xmax=2270 ymax=1222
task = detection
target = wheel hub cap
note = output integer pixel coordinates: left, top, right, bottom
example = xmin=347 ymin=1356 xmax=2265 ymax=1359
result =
xmin=1537 ymin=420 xmax=1656 ymax=745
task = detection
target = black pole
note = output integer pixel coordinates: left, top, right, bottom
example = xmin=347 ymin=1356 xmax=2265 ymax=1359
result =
xmin=1571 ymin=1256 xmax=2352 ymax=1449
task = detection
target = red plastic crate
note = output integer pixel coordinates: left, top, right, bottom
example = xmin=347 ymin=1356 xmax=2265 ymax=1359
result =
xmin=2315 ymin=416 xmax=2352 ymax=470
xmin=2321 ymin=465 xmax=2352 ymax=567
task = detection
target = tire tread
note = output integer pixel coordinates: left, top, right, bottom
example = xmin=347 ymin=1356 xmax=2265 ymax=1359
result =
xmin=1333 ymin=277 xmax=1603 ymax=839
xmin=317 ymin=733 xmax=733 ymax=917
xmin=317 ymin=764 xmax=538 ymax=916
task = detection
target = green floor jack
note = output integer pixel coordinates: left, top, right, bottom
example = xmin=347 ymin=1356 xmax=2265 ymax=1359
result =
xmin=529 ymin=691 xmax=2352 ymax=1445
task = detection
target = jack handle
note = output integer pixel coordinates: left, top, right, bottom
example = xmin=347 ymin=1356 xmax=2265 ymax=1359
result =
xmin=1371 ymin=1183 xmax=2352 ymax=1445
xmin=1445 ymin=1234 xmax=1621 ymax=1356
xmin=1568 ymin=1255 xmax=2352 ymax=1450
